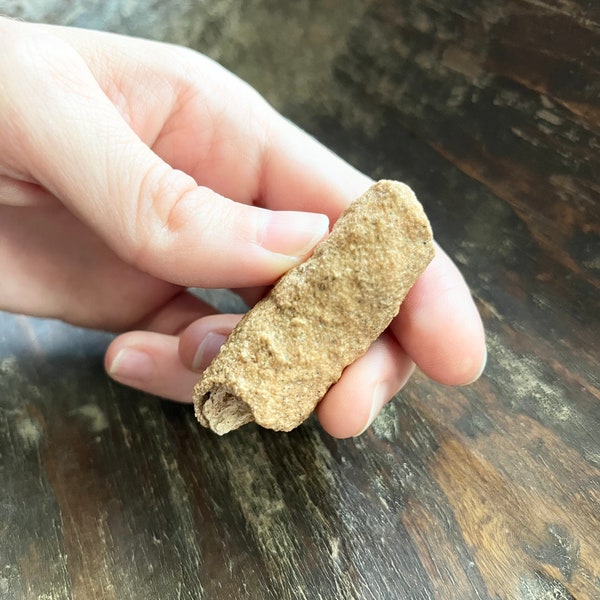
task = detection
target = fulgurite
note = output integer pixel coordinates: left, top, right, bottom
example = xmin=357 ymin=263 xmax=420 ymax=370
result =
xmin=193 ymin=180 xmax=435 ymax=434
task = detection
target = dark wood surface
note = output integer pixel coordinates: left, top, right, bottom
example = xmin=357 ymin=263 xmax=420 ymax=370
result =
xmin=1 ymin=1 xmax=599 ymax=598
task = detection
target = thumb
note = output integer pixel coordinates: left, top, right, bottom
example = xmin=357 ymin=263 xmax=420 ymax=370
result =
xmin=1 ymin=21 xmax=328 ymax=287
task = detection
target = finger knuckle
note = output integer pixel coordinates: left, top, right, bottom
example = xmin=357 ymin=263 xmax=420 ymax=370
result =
xmin=129 ymin=164 xmax=200 ymax=271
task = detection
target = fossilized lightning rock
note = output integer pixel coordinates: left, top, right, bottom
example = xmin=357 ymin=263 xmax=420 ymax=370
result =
xmin=193 ymin=180 xmax=435 ymax=434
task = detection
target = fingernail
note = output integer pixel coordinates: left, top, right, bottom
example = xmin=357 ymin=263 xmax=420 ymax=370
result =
xmin=261 ymin=211 xmax=329 ymax=259
xmin=354 ymin=382 xmax=388 ymax=437
xmin=192 ymin=332 xmax=227 ymax=371
xmin=108 ymin=348 xmax=154 ymax=382
xmin=463 ymin=345 xmax=488 ymax=385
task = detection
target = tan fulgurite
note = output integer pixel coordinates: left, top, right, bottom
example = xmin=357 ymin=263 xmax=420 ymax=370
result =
xmin=193 ymin=180 xmax=435 ymax=434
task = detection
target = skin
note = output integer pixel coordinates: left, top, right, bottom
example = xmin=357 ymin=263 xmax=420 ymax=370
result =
xmin=0 ymin=18 xmax=486 ymax=438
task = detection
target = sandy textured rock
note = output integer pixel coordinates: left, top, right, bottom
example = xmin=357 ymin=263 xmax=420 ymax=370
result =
xmin=194 ymin=180 xmax=435 ymax=434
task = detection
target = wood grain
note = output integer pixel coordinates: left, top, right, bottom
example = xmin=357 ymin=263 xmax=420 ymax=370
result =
xmin=0 ymin=1 xmax=598 ymax=599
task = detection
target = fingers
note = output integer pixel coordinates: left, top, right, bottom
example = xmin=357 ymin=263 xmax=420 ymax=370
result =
xmin=105 ymin=292 xmax=222 ymax=401
xmin=106 ymin=314 xmax=235 ymax=403
xmin=316 ymin=334 xmax=415 ymax=438
xmin=0 ymin=20 xmax=328 ymax=288
xmin=391 ymin=245 xmax=487 ymax=386
xmin=178 ymin=313 xmax=243 ymax=371
xmin=109 ymin=316 xmax=415 ymax=439
xmin=106 ymin=332 xmax=199 ymax=403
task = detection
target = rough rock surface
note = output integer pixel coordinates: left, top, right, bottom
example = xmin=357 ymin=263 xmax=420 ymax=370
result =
xmin=194 ymin=180 xmax=435 ymax=434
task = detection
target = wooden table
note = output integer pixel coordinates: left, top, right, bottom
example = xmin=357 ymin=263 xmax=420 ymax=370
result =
xmin=1 ymin=1 xmax=598 ymax=598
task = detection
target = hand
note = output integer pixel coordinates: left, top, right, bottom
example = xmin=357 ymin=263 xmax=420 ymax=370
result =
xmin=0 ymin=18 xmax=486 ymax=437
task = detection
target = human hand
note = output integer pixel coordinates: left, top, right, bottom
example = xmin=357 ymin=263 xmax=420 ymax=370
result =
xmin=0 ymin=18 xmax=486 ymax=437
